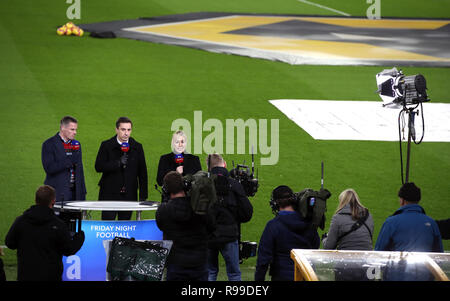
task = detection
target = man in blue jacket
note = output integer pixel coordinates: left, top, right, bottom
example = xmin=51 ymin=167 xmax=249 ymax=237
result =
xmin=41 ymin=116 xmax=86 ymax=202
xmin=375 ymin=182 xmax=443 ymax=280
xmin=255 ymin=185 xmax=320 ymax=281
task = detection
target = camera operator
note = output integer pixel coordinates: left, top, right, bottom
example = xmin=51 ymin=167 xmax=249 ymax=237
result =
xmin=206 ymin=154 xmax=253 ymax=281
xmin=155 ymin=171 xmax=215 ymax=281
xmin=5 ymin=185 xmax=85 ymax=281
xmin=255 ymin=185 xmax=319 ymax=281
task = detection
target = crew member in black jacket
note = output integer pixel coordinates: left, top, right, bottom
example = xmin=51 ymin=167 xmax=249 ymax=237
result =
xmin=5 ymin=185 xmax=85 ymax=281
xmin=155 ymin=171 xmax=215 ymax=281
xmin=206 ymin=153 xmax=253 ymax=281
xmin=156 ymin=130 xmax=202 ymax=188
xmin=436 ymin=218 xmax=450 ymax=240
xmin=95 ymin=117 xmax=148 ymax=220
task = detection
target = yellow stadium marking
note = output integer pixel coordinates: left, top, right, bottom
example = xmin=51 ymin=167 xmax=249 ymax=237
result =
xmin=128 ymin=15 xmax=450 ymax=62
xmin=298 ymin=17 xmax=450 ymax=29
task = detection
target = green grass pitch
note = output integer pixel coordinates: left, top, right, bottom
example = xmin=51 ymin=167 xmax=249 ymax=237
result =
xmin=1 ymin=0 xmax=449 ymax=281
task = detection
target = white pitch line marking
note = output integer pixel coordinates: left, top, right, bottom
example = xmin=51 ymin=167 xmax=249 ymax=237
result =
xmin=297 ymin=0 xmax=351 ymax=17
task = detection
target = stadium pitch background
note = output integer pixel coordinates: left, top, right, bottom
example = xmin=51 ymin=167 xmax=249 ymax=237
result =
xmin=0 ymin=0 xmax=449 ymax=280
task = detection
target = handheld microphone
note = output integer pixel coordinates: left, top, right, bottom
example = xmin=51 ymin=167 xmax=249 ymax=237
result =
xmin=69 ymin=140 xmax=80 ymax=168
xmin=121 ymin=142 xmax=129 ymax=168
xmin=71 ymin=140 xmax=80 ymax=151
xmin=121 ymin=142 xmax=130 ymax=153
xmin=174 ymin=153 xmax=184 ymax=165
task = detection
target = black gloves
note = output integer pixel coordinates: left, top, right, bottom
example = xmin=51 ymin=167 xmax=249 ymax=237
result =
xmin=120 ymin=153 xmax=128 ymax=168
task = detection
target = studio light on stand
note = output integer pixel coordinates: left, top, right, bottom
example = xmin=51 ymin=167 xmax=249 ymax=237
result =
xmin=376 ymin=67 xmax=430 ymax=184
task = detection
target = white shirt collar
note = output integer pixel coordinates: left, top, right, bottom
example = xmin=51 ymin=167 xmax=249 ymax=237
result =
xmin=59 ymin=132 xmax=70 ymax=144
xmin=117 ymin=136 xmax=129 ymax=145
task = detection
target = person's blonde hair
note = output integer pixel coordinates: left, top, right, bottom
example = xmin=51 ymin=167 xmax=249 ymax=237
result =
xmin=335 ymin=189 xmax=368 ymax=220
xmin=171 ymin=130 xmax=187 ymax=153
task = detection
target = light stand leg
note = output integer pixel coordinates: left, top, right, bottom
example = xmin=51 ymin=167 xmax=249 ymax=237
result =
xmin=405 ymin=109 xmax=416 ymax=183
xmin=405 ymin=127 xmax=412 ymax=183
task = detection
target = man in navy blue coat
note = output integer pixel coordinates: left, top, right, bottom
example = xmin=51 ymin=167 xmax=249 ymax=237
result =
xmin=255 ymin=185 xmax=320 ymax=281
xmin=41 ymin=116 xmax=86 ymax=202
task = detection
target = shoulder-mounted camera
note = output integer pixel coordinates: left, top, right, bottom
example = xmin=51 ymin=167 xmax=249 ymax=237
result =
xmin=269 ymin=186 xmax=331 ymax=230
xmin=229 ymin=163 xmax=259 ymax=197
xmin=294 ymin=188 xmax=331 ymax=230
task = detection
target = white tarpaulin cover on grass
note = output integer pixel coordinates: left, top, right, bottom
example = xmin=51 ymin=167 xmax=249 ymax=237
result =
xmin=269 ymin=99 xmax=450 ymax=142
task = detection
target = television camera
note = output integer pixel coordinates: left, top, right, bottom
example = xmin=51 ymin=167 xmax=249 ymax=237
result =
xmin=55 ymin=200 xmax=82 ymax=235
xmin=230 ymin=152 xmax=259 ymax=262
xmin=270 ymin=162 xmax=331 ymax=230
xmin=229 ymin=151 xmax=259 ymax=197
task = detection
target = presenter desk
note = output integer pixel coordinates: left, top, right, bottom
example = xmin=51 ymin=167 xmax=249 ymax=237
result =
xmin=54 ymin=200 xmax=159 ymax=220
xmin=54 ymin=201 xmax=162 ymax=281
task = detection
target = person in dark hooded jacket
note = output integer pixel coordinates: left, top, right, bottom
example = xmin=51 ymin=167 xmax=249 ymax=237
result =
xmin=155 ymin=171 xmax=215 ymax=281
xmin=255 ymin=185 xmax=320 ymax=281
xmin=5 ymin=185 xmax=85 ymax=281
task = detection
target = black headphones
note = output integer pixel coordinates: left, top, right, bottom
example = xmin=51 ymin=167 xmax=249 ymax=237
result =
xmin=270 ymin=185 xmax=294 ymax=214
